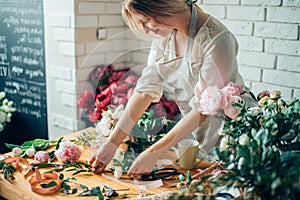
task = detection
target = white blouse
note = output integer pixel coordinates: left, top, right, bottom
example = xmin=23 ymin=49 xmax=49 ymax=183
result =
xmin=134 ymin=15 xmax=244 ymax=153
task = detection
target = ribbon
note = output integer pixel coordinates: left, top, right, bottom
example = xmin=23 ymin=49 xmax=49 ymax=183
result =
xmin=3 ymin=156 xmax=32 ymax=177
xmin=1 ymin=155 xmax=62 ymax=195
xmin=29 ymin=169 xmax=63 ymax=195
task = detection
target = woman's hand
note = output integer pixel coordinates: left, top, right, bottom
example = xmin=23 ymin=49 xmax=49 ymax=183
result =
xmin=89 ymin=140 xmax=118 ymax=174
xmin=127 ymin=150 xmax=160 ymax=176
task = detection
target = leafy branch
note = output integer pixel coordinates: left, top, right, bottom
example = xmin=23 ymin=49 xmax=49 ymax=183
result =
xmin=0 ymin=162 xmax=16 ymax=181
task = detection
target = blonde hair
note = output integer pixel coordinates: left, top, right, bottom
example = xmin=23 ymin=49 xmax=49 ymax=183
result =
xmin=122 ymin=0 xmax=189 ymax=38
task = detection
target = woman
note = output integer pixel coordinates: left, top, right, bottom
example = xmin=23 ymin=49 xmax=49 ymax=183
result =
xmin=89 ymin=0 xmax=244 ymax=176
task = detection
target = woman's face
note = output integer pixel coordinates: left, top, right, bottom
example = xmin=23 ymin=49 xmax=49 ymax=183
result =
xmin=133 ymin=11 xmax=173 ymax=37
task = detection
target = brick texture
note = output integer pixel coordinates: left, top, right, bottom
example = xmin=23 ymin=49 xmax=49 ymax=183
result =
xmin=197 ymin=1 xmax=300 ymax=99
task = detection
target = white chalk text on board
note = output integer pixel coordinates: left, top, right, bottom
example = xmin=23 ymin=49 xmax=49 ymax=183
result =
xmin=0 ymin=0 xmax=47 ymax=120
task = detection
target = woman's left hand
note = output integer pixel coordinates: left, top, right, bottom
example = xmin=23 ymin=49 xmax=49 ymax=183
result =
xmin=127 ymin=150 xmax=160 ymax=176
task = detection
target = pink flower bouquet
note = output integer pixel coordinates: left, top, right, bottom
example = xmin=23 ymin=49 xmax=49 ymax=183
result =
xmin=198 ymin=82 xmax=244 ymax=119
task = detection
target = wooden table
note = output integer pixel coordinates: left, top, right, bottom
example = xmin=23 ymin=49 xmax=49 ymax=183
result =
xmin=0 ymin=128 xmax=213 ymax=200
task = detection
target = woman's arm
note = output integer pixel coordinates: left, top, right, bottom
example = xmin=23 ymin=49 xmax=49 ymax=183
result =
xmin=90 ymin=91 xmax=153 ymax=173
xmin=109 ymin=91 xmax=153 ymax=145
xmin=127 ymin=109 xmax=207 ymax=175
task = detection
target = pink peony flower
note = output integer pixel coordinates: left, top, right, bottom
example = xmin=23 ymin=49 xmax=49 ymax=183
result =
xmin=199 ymin=85 xmax=225 ymax=115
xmin=34 ymin=151 xmax=50 ymax=163
xmin=222 ymin=82 xmax=243 ymax=100
xmin=55 ymin=141 xmax=82 ymax=162
xmin=224 ymin=95 xmax=243 ymax=120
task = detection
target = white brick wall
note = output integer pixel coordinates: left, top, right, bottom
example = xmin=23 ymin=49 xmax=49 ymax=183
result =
xmin=241 ymin=0 xmax=281 ymax=6
xmin=254 ymin=22 xmax=298 ymax=39
xmin=277 ymin=55 xmax=300 ymax=72
xmin=262 ymin=69 xmax=300 ymax=88
xmin=221 ymin=20 xmax=253 ymax=35
xmin=265 ymin=39 xmax=300 ymax=56
xmin=200 ymin=5 xmax=225 ymax=18
xmin=99 ymin=15 xmax=124 ymax=27
xmin=78 ymin=2 xmax=105 ymax=14
xmin=203 ymin=0 xmax=239 ymax=5
xmin=238 ymin=52 xmax=276 ymax=69
xmin=267 ymin=7 xmax=300 ymax=23
xmin=48 ymin=65 xmax=74 ymax=81
xmin=57 ymin=80 xmax=76 ymax=94
xmin=197 ymin=1 xmax=300 ymax=98
xmin=227 ymin=6 xmax=265 ymax=21
xmin=51 ymin=113 xmax=78 ymax=131
xmin=76 ymin=16 xmax=98 ymax=28
xmin=236 ymin=36 xmax=263 ymax=51
xmin=239 ymin=65 xmax=262 ymax=81
xmin=283 ymin=0 xmax=300 ymax=7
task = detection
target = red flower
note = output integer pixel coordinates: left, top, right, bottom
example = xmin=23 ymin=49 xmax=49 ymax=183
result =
xmin=124 ymin=74 xmax=139 ymax=86
xmin=108 ymin=69 xmax=129 ymax=83
xmin=79 ymin=65 xmax=181 ymax=123
xmin=159 ymin=96 xmax=179 ymax=120
xmin=89 ymin=64 xmax=113 ymax=88
xmin=114 ymin=81 xmax=130 ymax=94
xmin=77 ymin=90 xmax=95 ymax=112
xmin=150 ymin=104 xmax=167 ymax=119
xmin=95 ymin=88 xmax=112 ymax=111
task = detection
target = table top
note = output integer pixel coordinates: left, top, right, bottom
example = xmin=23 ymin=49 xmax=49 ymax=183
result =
xmin=0 ymin=127 xmax=213 ymax=200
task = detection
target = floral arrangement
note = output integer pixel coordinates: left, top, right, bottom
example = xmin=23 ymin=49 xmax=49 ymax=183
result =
xmin=197 ymin=82 xmax=246 ymax=119
xmin=0 ymin=91 xmax=16 ymax=132
xmin=77 ymin=63 xmax=180 ymax=172
xmin=78 ymin=104 xmax=177 ymax=172
xmin=171 ymin=83 xmax=300 ymax=199
xmin=77 ymin=64 xmax=180 ymax=123
xmin=215 ymin=90 xmax=300 ymax=199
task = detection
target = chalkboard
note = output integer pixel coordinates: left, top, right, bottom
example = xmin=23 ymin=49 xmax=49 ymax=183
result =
xmin=0 ymin=0 xmax=48 ymax=153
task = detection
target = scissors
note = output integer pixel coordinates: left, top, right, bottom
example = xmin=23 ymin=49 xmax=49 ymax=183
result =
xmin=141 ymin=167 xmax=182 ymax=181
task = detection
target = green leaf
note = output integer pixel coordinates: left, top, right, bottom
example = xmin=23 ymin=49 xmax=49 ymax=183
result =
xmin=79 ymin=191 xmax=90 ymax=196
xmin=148 ymin=109 xmax=154 ymax=119
xmin=31 ymin=163 xmax=53 ymax=168
xmin=55 ymin=137 xmax=64 ymax=150
xmin=59 ymin=174 xmax=64 ymax=180
xmin=90 ymin=186 xmax=101 ymax=196
xmin=98 ymin=192 xmax=104 ymax=200
xmin=5 ymin=143 xmax=30 ymax=150
xmin=62 ymin=182 xmax=71 ymax=191
xmin=80 ymin=184 xmax=89 ymax=190
xmin=104 ymin=185 xmax=113 ymax=190
xmin=72 ymin=169 xmax=88 ymax=176
xmin=40 ymin=181 xmax=57 ymax=188
xmin=72 ymin=187 xmax=77 ymax=194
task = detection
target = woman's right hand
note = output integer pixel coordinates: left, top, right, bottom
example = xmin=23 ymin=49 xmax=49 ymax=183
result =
xmin=89 ymin=140 xmax=118 ymax=174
